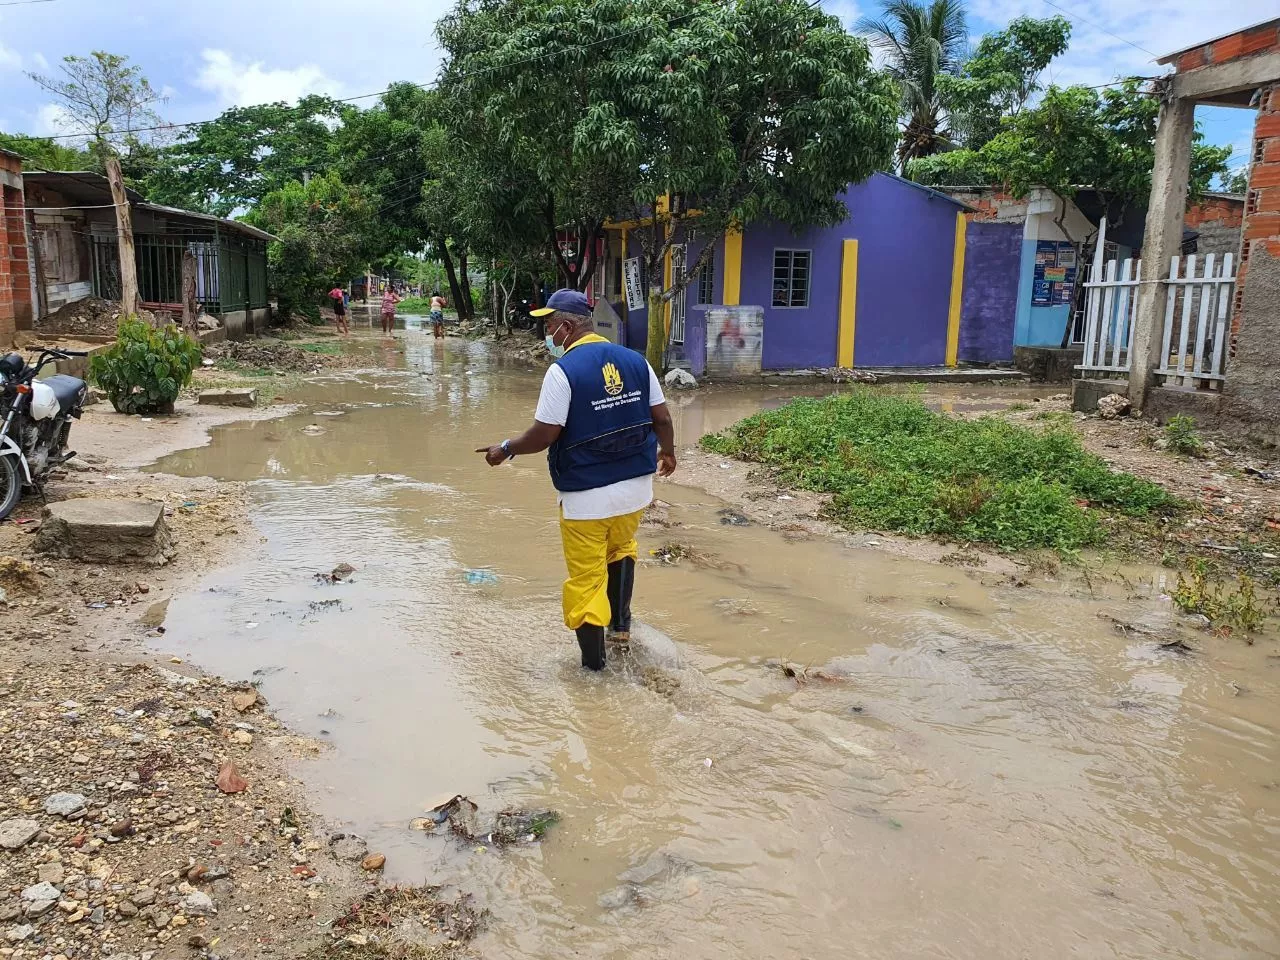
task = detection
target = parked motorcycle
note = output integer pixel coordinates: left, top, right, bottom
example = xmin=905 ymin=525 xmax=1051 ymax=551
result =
xmin=0 ymin=347 xmax=89 ymax=520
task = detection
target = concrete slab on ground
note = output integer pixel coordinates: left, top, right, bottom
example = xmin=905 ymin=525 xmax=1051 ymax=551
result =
xmin=198 ymin=388 xmax=257 ymax=407
xmin=34 ymin=498 xmax=174 ymax=564
xmin=856 ymin=367 xmax=1028 ymax=384
xmin=1071 ymin=378 xmax=1129 ymax=413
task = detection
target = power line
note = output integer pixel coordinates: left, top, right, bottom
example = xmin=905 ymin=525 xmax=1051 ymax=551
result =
xmin=0 ymin=0 xmax=56 ymax=6
xmin=1038 ymin=0 xmax=1159 ymax=59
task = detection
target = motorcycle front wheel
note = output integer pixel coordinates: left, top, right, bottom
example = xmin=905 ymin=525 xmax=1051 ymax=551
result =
xmin=0 ymin=454 xmax=23 ymax=521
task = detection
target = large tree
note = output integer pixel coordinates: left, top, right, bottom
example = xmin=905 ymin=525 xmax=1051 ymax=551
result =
xmin=940 ymin=15 xmax=1070 ymax=151
xmin=245 ymin=172 xmax=376 ymax=321
xmin=28 ymin=51 xmax=166 ymax=315
xmin=858 ymin=0 xmax=968 ymax=168
xmin=439 ymin=0 xmax=898 ymax=368
xmin=143 ymin=95 xmax=343 ymax=216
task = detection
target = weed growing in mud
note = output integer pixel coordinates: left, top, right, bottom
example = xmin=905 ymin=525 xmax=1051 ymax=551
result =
xmin=298 ymin=341 xmax=342 ymax=355
xmin=1163 ymin=415 xmax=1204 ymax=456
xmin=701 ymin=390 xmax=1178 ymax=551
xmin=1173 ymin=559 xmax=1274 ymax=639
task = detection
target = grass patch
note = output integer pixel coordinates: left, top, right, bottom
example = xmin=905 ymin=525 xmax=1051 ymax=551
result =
xmin=701 ymin=390 xmax=1178 ymax=551
xmin=1163 ymin=414 xmax=1204 ymax=456
xmin=297 ymin=341 xmax=342 ymax=355
xmin=395 ymin=296 xmax=434 ymax=314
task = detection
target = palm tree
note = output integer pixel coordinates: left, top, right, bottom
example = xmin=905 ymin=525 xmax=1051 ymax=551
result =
xmin=858 ymin=0 xmax=968 ymax=169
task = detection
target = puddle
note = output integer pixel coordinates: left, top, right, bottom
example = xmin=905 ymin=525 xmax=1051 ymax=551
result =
xmin=150 ymin=334 xmax=1280 ymax=960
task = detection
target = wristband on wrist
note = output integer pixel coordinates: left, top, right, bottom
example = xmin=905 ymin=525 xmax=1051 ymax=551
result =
xmin=501 ymin=439 xmax=514 ymax=460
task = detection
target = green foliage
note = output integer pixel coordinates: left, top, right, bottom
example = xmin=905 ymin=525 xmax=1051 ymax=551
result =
xmin=1162 ymin=415 xmax=1204 ymax=456
xmin=27 ymin=52 xmax=164 ymax=154
xmin=1173 ymin=559 xmax=1273 ymax=637
xmin=859 ymin=0 xmax=969 ymax=166
xmin=1218 ymin=165 xmax=1250 ymax=194
xmin=912 ymin=81 xmax=1231 ymax=210
xmin=0 ymin=132 xmax=93 ymax=172
xmin=89 ymin=318 xmax=202 ymax=415
xmin=440 ymin=0 xmax=899 ymax=364
xmin=701 ymin=391 xmax=1177 ymax=550
xmin=143 ymin=96 xmax=343 ymax=216
xmin=940 ymin=15 xmax=1071 ymax=150
xmin=246 ymin=172 xmax=376 ymax=320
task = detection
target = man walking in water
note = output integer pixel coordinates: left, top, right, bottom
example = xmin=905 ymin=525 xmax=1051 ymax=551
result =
xmin=477 ymin=289 xmax=676 ymax=670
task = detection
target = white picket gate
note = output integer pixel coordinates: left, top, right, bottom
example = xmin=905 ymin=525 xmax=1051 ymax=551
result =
xmin=1075 ymin=216 xmax=1237 ymax=388
xmin=1078 ymin=256 xmax=1141 ymax=377
xmin=1154 ymin=253 xmax=1235 ymax=390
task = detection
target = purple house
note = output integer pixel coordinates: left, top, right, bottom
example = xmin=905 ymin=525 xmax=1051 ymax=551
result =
xmin=597 ymin=172 xmax=972 ymax=374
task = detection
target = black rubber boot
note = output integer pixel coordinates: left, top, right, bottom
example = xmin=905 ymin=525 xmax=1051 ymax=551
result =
xmin=607 ymin=557 xmax=635 ymax=641
xmin=576 ymin=625 xmax=606 ymax=671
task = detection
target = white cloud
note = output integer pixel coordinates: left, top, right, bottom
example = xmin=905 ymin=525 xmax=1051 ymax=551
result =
xmin=0 ymin=42 xmax=22 ymax=72
xmin=195 ymin=49 xmax=343 ymax=109
xmin=33 ymin=103 xmax=72 ymax=136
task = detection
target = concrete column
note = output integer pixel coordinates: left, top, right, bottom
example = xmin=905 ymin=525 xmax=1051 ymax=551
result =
xmin=1128 ymin=96 xmax=1196 ymax=408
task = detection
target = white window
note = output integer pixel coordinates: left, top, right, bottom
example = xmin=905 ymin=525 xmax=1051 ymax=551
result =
xmin=696 ymin=247 xmax=715 ymax=305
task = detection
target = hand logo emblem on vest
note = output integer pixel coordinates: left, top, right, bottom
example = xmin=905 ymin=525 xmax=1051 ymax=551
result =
xmin=602 ymin=361 xmax=624 ymax=397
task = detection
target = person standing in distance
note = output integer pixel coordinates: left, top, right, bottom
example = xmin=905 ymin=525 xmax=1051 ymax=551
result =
xmin=477 ymin=289 xmax=676 ymax=670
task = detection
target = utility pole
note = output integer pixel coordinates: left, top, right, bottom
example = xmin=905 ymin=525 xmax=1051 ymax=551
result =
xmin=103 ymin=153 xmax=139 ymax=317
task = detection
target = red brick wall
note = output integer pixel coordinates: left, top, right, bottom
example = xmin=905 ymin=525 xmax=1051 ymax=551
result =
xmin=1176 ymin=22 xmax=1280 ymax=73
xmin=1232 ymin=85 xmax=1280 ymax=345
xmin=1184 ymin=196 xmax=1244 ymax=229
xmin=0 ymin=151 xmax=30 ymax=343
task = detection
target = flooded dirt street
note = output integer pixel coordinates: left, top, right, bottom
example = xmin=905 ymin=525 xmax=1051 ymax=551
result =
xmin=149 ymin=333 xmax=1280 ymax=960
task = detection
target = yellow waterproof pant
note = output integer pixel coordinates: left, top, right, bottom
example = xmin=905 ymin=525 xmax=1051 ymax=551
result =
xmin=558 ymin=509 xmax=643 ymax=630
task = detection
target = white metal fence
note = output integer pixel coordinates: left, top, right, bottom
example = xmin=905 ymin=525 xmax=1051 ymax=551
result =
xmin=1078 ymin=256 xmax=1141 ymax=378
xmin=1154 ymin=253 xmax=1236 ymax=390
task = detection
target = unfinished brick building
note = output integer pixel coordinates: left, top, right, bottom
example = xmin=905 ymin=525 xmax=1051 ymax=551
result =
xmin=0 ymin=149 xmax=33 ymax=343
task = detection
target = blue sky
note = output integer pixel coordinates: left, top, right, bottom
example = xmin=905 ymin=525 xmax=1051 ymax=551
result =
xmin=0 ymin=0 xmax=1271 ymax=183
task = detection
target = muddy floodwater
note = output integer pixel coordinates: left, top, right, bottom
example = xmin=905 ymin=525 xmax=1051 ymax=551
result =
xmin=151 ymin=333 xmax=1280 ymax=960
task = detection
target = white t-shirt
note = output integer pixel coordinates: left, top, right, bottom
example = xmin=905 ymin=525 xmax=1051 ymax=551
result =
xmin=534 ymin=357 xmax=666 ymax=521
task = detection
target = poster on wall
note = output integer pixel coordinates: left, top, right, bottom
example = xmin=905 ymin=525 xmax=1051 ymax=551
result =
xmin=623 ymin=257 xmax=645 ymax=311
xmin=1032 ymin=240 xmax=1079 ymax=306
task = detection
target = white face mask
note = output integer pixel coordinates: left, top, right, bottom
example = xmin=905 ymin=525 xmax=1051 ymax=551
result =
xmin=545 ymin=321 xmax=568 ymax=358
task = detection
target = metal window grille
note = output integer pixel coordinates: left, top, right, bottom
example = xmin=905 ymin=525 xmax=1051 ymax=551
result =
xmin=772 ymin=249 xmax=810 ymax=308
xmin=697 ymin=247 xmax=715 ymax=305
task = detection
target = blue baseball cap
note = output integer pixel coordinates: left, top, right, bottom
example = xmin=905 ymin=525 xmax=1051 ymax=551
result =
xmin=530 ymin=288 xmax=592 ymax=318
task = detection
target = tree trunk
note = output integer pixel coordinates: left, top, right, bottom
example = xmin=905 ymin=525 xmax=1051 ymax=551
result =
xmin=646 ymin=286 xmax=666 ymax=373
xmin=439 ymin=239 xmax=464 ymax=319
xmin=104 ymin=154 xmax=140 ymax=317
xmin=458 ymin=249 xmax=475 ymax=320
xmin=181 ymin=250 xmax=198 ymax=332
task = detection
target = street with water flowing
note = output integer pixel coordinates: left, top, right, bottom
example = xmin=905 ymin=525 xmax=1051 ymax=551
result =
xmin=111 ymin=326 xmax=1280 ymax=960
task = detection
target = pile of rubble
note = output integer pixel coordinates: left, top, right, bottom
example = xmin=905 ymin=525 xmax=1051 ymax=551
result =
xmin=203 ymin=340 xmax=340 ymax=373
xmin=0 ymin=657 xmax=357 ymax=957
xmin=35 ymin=299 xmax=122 ymax=339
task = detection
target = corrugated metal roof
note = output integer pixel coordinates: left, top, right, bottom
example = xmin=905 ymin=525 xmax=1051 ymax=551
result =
xmin=23 ymin=171 xmax=275 ymax=241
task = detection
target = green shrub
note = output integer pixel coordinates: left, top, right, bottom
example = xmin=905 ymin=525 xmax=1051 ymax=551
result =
xmin=1163 ymin=415 xmax=1203 ymax=456
xmin=701 ymin=390 xmax=1179 ymax=551
xmin=89 ymin=317 xmax=202 ymax=415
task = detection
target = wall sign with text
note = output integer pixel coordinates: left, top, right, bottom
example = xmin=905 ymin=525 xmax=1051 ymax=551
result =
xmin=1032 ymin=240 xmax=1078 ymax=307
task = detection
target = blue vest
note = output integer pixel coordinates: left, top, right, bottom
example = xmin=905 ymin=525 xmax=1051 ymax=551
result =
xmin=548 ymin=338 xmax=657 ymax=492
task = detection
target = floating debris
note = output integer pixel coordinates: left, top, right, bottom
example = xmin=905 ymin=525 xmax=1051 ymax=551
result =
xmin=462 ymin=569 xmax=499 ymax=586
xmin=315 ymin=562 xmax=356 ymax=585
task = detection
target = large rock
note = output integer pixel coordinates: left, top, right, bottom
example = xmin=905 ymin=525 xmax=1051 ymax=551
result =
xmin=664 ymin=368 xmax=698 ymax=390
xmin=43 ymin=792 xmax=87 ymax=817
xmin=0 ymin=819 xmax=40 ymax=851
xmin=198 ymin=388 xmax=257 ymax=408
xmin=1097 ymin=393 xmax=1132 ymax=420
xmin=35 ymin=499 xmax=174 ymax=565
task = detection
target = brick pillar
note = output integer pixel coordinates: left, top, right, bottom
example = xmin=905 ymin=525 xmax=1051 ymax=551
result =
xmin=1227 ymin=85 xmax=1280 ymax=418
xmin=6 ymin=186 xmax=32 ymax=331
